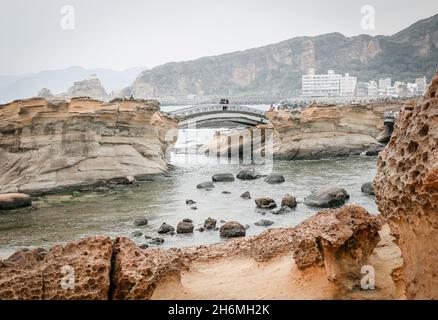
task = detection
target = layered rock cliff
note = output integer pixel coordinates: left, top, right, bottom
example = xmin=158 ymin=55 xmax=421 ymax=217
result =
xmin=374 ymin=69 xmax=438 ymax=299
xmin=0 ymin=97 xmax=178 ymax=194
xmin=203 ymin=102 xmax=402 ymax=160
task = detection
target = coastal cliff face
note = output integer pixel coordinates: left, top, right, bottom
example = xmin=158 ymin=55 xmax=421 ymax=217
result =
xmin=0 ymin=98 xmax=178 ymax=194
xmin=204 ymin=102 xmax=401 ymax=160
xmin=374 ymin=70 xmax=438 ymax=299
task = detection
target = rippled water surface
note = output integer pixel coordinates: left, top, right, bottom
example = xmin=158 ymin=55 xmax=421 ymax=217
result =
xmin=0 ymin=150 xmax=378 ymax=258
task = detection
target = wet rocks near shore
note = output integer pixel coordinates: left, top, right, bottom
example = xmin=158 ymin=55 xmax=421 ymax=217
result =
xmin=219 ymin=221 xmax=246 ymax=238
xmin=361 ymin=182 xmax=375 ymax=195
xmin=240 ymin=191 xmax=251 ymax=199
xmin=0 ymin=193 xmax=32 ymax=210
xmin=196 ymin=182 xmax=215 ymax=189
xmin=264 ymin=174 xmax=285 ymax=184
xmin=255 ymin=197 xmax=277 ymax=210
xmin=134 ymin=218 xmax=149 ymax=227
xmin=304 ymin=187 xmax=350 ymax=208
xmin=254 ymin=219 xmax=274 ymax=227
xmin=272 ymin=206 xmax=293 ymax=215
xmin=212 ymin=173 xmax=235 ymax=182
xmin=204 ymin=217 xmax=217 ymax=230
xmin=157 ymin=223 xmax=175 ymax=234
xmin=281 ymin=194 xmax=297 ymax=208
xmin=177 ymin=221 xmax=194 ymax=234
xmin=236 ymin=168 xmax=261 ymax=180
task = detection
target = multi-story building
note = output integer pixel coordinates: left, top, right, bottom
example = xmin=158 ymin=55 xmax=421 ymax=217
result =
xmin=367 ymin=81 xmax=378 ymax=98
xmin=415 ymin=77 xmax=427 ymax=94
xmin=378 ymin=78 xmax=392 ymax=96
xmin=301 ymin=69 xmax=341 ymax=97
xmin=356 ymin=82 xmax=368 ymax=97
xmin=340 ymin=73 xmax=357 ymax=97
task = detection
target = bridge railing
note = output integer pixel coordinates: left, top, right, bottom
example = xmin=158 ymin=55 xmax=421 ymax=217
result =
xmin=169 ymin=104 xmax=266 ymax=118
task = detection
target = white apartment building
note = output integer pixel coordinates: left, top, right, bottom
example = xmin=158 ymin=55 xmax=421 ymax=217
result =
xmin=378 ymin=78 xmax=392 ymax=95
xmin=415 ymin=77 xmax=427 ymax=93
xmin=340 ymin=73 xmax=357 ymax=97
xmin=302 ymin=69 xmax=342 ymax=97
xmin=367 ymin=81 xmax=378 ymax=98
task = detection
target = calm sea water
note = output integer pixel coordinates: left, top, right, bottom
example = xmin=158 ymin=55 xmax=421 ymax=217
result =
xmin=0 ymin=108 xmax=379 ymax=258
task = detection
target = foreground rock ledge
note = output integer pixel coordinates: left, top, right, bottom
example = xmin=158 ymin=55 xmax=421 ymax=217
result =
xmin=0 ymin=205 xmax=381 ymax=300
xmin=0 ymin=97 xmax=178 ymax=194
xmin=374 ymin=69 xmax=438 ymax=300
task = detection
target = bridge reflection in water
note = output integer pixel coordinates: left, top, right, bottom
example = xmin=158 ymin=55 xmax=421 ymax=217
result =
xmin=168 ymin=104 xmax=271 ymax=128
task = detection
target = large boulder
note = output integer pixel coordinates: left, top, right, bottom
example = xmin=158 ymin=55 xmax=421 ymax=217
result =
xmin=157 ymin=223 xmax=175 ymax=234
xmin=255 ymin=197 xmax=277 ymax=210
xmin=281 ymin=194 xmax=297 ymax=208
xmin=236 ymin=168 xmax=261 ymax=180
xmin=219 ymin=221 xmax=246 ymax=238
xmin=212 ymin=173 xmax=235 ymax=182
xmin=290 ymin=205 xmax=381 ymax=283
xmin=304 ymin=187 xmax=349 ymax=208
xmin=176 ymin=221 xmax=194 ymax=234
xmin=0 ymin=193 xmax=32 ymax=210
xmin=204 ymin=217 xmax=217 ymax=230
xmin=361 ymin=182 xmax=375 ymax=195
xmin=264 ymin=173 xmax=285 ymax=184
xmin=374 ymin=71 xmax=438 ymax=300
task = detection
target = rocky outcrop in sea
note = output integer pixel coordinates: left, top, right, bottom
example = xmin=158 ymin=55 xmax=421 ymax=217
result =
xmin=0 ymin=97 xmax=178 ymax=194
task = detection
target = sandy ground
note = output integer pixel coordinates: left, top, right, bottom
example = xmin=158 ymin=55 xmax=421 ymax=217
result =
xmin=151 ymin=225 xmax=404 ymax=300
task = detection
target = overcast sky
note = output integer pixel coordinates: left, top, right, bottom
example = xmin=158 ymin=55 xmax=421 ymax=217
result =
xmin=1 ymin=0 xmax=437 ymax=75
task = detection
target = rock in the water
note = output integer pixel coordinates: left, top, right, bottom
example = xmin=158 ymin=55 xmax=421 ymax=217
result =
xmin=191 ymin=206 xmax=198 ymax=210
xmin=255 ymin=219 xmax=274 ymax=227
xmin=176 ymin=221 xmax=195 ymax=234
xmin=236 ymin=168 xmax=261 ymax=180
xmin=157 ymin=223 xmax=175 ymax=234
xmin=374 ymin=73 xmax=438 ymax=300
xmin=361 ymin=182 xmax=375 ymax=195
xmin=0 ymin=193 xmax=32 ymax=210
xmin=139 ymin=244 xmax=149 ymax=249
xmin=304 ymin=187 xmax=349 ymax=208
xmin=281 ymin=194 xmax=297 ymax=208
xmin=176 ymin=221 xmax=194 ymax=234
xmin=364 ymin=146 xmax=383 ymax=156
xmin=212 ymin=173 xmax=235 ymax=182
xmin=272 ymin=206 xmax=293 ymax=215
xmin=133 ymin=218 xmax=148 ymax=226
xmin=186 ymin=199 xmax=196 ymax=205
xmin=204 ymin=217 xmax=217 ymax=230
xmin=240 ymin=191 xmax=251 ymax=199
xmin=290 ymin=205 xmax=380 ymax=283
xmin=147 ymin=237 xmax=164 ymax=245
xmin=131 ymin=231 xmax=143 ymax=237
xmin=222 ymin=191 xmax=231 ymax=194
xmin=244 ymin=224 xmax=250 ymax=230
xmin=219 ymin=221 xmax=246 ymax=238
xmin=197 ymin=182 xmax=215 ymax=189
xmin=196 ymin=227 xmax=205 ymax=232
xmin=255 ymin=197 xmax=277 ymax=209
xmin=264 ymin=173 xmax=285 ymax=184
xmin=183 ymin=218 xmax=193 ymax=223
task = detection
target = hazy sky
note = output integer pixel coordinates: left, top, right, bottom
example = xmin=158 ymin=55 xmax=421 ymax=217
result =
xmin=1 ymin=0 xmax=437 ymax=75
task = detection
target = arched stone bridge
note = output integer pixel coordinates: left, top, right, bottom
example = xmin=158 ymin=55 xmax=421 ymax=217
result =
xmin=168 ymin=104 xmax=270 ymax=128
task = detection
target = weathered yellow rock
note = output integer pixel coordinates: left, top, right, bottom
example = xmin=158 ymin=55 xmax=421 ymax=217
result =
xmin=374 ymin=69 xmax=438 ymax=300
xmin=0 ymin=97 xmax=178 ymax=194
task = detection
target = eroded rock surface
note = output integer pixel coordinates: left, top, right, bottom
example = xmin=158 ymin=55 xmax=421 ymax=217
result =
xmin=290 ymin=205 xmax=381 ymax=283
xmin=0 ymin=98 xmax=178 ymax=194
xmin=374 ymin=70 xmax=438 ymax=300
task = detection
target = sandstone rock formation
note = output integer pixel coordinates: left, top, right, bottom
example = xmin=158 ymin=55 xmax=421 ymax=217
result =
xmin=374 ymin=69 xmax=438 ymax=299
xmin=289 ymin=205 xmax=381 ymax=283
xmin=203 ymin=102 xmax=402 ymax=160
xmin=0 ymin=204 xmax=385 ymax=299
xmin=0 ymin=97 xmax=178 ymax=194
xmin=67 ymin=75 xmax=109 ymax=101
